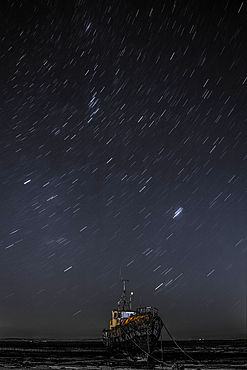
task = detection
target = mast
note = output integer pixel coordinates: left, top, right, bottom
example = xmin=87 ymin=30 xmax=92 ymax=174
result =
xmin=118 ymin=277 xmax=129 ymax=310
xmin=121 ymin=277 xmax=129 ymax=310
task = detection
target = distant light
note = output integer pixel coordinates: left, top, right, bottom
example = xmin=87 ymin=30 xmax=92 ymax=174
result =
xmin=24 ymin=179 xmax=31 ymax=185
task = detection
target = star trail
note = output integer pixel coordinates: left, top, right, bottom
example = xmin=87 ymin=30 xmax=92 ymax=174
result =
xmin=0 ymin=0 xmax=246 ymax=340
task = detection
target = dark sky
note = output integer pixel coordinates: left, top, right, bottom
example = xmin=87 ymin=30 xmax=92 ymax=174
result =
xmin=0 ymin=0 xmax=246 ymax=340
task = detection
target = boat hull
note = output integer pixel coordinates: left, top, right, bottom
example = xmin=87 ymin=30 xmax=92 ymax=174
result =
xmin=102 ymin=312 xmax=163 ymax=359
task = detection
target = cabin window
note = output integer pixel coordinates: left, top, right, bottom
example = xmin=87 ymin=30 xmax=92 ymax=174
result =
xmin=121 ymin=311 xmax=135 ymax=318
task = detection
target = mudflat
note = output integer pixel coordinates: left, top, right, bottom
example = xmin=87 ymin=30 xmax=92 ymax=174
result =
xmin=0 ymin=339 xmax=246 ymax=369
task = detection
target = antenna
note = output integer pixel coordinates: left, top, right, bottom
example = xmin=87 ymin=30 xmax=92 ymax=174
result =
xmin=130 ymin=291 xmax=134 ymax=310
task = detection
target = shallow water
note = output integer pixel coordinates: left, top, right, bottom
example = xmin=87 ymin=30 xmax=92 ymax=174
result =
xmin=0 ymin=339 xmax=246 ymax=369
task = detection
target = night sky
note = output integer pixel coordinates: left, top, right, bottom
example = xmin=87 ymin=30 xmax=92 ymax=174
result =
xmin=0 ymin=0 xmax=246 ymax=340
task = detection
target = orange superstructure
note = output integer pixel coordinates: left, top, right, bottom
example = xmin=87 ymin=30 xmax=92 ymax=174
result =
xmin=121 ymin=314 xmax=147 ymax=326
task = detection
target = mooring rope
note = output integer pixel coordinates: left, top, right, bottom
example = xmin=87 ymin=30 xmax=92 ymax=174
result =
xmin=119 ymin=318 xmax=220 ymax=369
xmin=161 ymin=320 xmax=202 ymax=364
xmin=161 ymin=319 xmax=222 ymax=370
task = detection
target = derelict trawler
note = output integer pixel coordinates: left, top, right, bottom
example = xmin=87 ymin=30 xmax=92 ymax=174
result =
xmin=102 ymin=279 xmax=163 ymax=360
